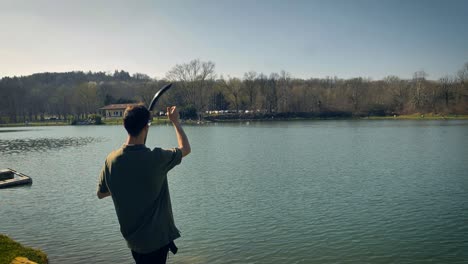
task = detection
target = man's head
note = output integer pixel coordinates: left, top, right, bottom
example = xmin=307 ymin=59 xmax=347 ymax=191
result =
xmin=123 ymin=104 xmax=151 ymax=137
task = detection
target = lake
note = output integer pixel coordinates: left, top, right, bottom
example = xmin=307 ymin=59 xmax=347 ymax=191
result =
xmin=1 ymin=120 xmax=467 ymax=263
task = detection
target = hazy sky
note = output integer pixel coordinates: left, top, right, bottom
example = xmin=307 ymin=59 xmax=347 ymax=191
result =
xmin=1 ymin=0 xmax=467 ymax=80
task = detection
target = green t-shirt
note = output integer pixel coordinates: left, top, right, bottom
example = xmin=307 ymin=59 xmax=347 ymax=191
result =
xmin=97 ymin=144 xmax=182 ymax=254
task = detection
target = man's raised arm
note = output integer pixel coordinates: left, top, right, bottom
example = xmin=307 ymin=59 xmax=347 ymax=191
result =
xmin=167 ymin=106 xmax=191 ymax=157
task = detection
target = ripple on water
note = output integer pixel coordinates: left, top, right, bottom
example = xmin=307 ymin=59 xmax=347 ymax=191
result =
xmin=0 ymin=137 xmax=103 ymax=155
xmin=1 ymin=122 xmax=468 ymax=263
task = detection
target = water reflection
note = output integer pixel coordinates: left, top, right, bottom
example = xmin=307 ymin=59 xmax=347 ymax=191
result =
xmin=0 ymin=129 xmax=32 ymax=133
xmin=0 ymin=137 xmax=102 ymax=155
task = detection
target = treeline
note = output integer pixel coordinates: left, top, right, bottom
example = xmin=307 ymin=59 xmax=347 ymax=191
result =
xmin=0 ymin=59 xmax=467 ymax=123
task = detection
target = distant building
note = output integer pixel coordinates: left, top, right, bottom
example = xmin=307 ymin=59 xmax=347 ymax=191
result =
xmin=99 ymin=104 xmax=139 ymax=118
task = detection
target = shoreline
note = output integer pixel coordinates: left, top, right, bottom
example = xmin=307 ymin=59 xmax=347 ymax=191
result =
xmin=0 ymin=234 xmax=48 ymax=264
xmin=206 ymin=114 xmax=468 ymax=123
xmin=1 ymin=114 xmax=467 ymax=128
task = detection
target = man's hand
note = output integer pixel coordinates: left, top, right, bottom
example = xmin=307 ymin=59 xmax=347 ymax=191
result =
xmin=167 ymin=106 xmax=180 ymax=124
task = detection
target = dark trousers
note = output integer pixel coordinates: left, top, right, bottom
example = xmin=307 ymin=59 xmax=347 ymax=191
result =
xmin=131 ymin=242 xmax=177 ymax=264
xmin=131 ymin=245 xmax=169 ymax=264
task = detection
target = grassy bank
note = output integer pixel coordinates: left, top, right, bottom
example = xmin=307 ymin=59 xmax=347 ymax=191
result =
xmin=0 ymin=234 xmax=48 ymax=264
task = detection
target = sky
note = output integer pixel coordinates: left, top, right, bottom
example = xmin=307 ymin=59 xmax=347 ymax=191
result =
xmin=0 ymin=0 xmax=467 ymax=80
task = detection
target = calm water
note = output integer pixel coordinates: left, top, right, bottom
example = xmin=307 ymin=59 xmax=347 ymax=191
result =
xmin=1 ymin=120 xmax=467 ymax=264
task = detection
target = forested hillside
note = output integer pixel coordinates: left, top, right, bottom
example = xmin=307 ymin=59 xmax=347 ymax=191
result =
xmin=1 ymin=59 xmax=467 ymax=123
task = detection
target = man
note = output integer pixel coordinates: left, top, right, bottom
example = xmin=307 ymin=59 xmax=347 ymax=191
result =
xmin=97 ymin=104 xmax=191 ymax=264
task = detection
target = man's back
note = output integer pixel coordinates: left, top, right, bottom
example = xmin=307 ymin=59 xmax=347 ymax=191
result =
xmin=99 ymin=145 xmax=182 ymax=254
xmin=97 ymin=105 xmax=190 ymax=263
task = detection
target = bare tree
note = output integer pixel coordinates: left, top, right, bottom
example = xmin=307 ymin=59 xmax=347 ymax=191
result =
xmin=243 ymin=71 xmax=257 ymax=109
xmin=166 ymin=59 xmax=216 ymax=112
xmin=264 ymin=73 xmax=279 ymax=113
xmin=346 ymin=77 xmax=367 ymax=113
xmin=1 ymin=77 xmax=24 ymax=123
xmin=289 ymin=82 xmax=315 ymax=112
xmin=277 ymin=70 xmax=292 ymax=112
xmin=254 ymin=73 xmax=268 ymax=111
xmin=132 ymin=72 xmax=151 ymax=81
xmin=439 ymin=75 xmax=455 ymax=109
xmin=384 ymin=75 xmax=406 ymax=113
xmin=411 ymin=70 xmax=428 ymax=111
xmin=321 ymin=76 xmax=342 ymax=111
xmin=48 ymin=86 xmax=72 ymax=120
xmin=456 ymin=62 xmax=468 ymax=108
xmin=220 ymin=76 xmax=244 ymax=112
xmin=138 ymin=81 xmax=160 ymax=107
xmin=73 ymin=82 xmax=99 ymax=118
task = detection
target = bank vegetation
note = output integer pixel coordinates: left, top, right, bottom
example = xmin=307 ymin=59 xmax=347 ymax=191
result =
xmin=1 ymin=60 xmax=467 ymax=123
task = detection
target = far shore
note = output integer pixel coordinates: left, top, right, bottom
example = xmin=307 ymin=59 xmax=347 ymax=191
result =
xmin=204 ymin=113 xmax=468 ymax=122
xmin=1 ymin=114 xmax=467 ymax=128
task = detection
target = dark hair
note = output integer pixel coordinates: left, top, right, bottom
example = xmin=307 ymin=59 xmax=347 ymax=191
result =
xmin=123 ymin=104 xmax=150 ymax=137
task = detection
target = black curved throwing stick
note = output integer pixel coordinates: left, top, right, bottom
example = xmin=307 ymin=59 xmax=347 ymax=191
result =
xmin=148 ymin=83 xmax=173 ymax=111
